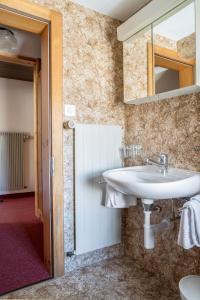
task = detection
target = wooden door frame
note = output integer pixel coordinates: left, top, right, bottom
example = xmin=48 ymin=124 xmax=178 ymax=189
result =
xmin=0 ymin=52 xmax=37 ymax=67
xmin=0 ymin=0 xmax=64 ymax=277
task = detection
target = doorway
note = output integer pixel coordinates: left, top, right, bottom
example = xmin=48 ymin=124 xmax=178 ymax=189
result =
xmin=0 ymin=0 xmax=63 ymax=294
xmin=0 ymin=30 xmax=51 ymax=293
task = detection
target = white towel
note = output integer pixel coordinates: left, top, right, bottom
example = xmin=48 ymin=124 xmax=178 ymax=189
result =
xmin=178 ymin=194 xmax=200 ymax=249
xmin=105 ymin=184 xmax=137 ymax=208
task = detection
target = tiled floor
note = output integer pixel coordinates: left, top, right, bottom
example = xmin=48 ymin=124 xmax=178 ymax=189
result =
xmin=1 ymin=257 xmax=179 ymax=300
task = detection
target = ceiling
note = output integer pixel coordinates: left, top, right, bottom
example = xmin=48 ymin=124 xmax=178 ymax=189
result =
xmin=12 ymin=29 xmax=41 ymax=58
xmin=0 ymin=26 xmax=41 ymax=58
xmin=72 ymin=0 xmax=152 ymax=21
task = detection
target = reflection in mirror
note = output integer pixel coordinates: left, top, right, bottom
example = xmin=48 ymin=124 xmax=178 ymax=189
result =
xmin=154 ymin=67 xmax=179 ymax=94
xmin=123 ymin=26 xmax=152 ymax=102
xmin=150 ymin=0 xmax=196 ymax=95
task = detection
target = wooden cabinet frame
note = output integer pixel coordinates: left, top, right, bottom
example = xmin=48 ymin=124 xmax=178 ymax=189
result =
xmin=147 ymin=43 xmax=195 ymax=96
xmin=0 ymin=0 xmax=64 ymax=277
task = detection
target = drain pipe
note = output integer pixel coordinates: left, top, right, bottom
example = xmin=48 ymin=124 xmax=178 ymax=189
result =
xmin=142 ymin=199 xmax=170 ymax=249
xmin=142 ymin=199 xmax=155 ymax=249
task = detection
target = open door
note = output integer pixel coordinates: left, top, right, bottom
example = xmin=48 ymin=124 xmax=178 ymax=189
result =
xmin=34 ymin=60 xmax=43 ymax=219
xmin=33 ymin=27 xmax=52 ymax=273
xmin=40 ymin=26 xmax=52 ymax=273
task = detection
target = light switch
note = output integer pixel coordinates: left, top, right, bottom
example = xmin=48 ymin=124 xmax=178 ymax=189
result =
xmin=65 ymin=104 xmax=76 ymax=117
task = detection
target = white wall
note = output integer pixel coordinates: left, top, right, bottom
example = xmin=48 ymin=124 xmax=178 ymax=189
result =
xmin=0 ymin=78 xmax=35 ymax=191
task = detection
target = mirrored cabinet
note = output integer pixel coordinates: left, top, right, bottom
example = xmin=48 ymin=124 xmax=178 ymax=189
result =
xmin=123 ymin=26 xmax=152 ymax=101
xmin=120 ymin=0 xmax=200 ymax=104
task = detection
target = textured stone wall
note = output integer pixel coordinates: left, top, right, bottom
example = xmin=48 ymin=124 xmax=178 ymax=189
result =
xmin=30 ymin=0 xmax=125 ymax=270
xmin=123 ymin=31 xmax=151 ymax=102
xmin=29 ymin=0 xmax=200 ymax=289
xmin=177 ymin=33 xmax=196 ymax=59
xmin=124 ymin=93 xmax=200 ymax=291
xmin=153 ymin=33 xmax=177 ymax=50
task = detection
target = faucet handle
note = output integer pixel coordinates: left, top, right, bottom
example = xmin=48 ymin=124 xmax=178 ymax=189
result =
xmin=159 ymin=153 xmax=168 ymax=165
xmin=144 ymin=158 xmax=149 ymax=164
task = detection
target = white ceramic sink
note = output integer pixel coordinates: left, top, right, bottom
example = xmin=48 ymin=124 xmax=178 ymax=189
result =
xmin=103 ymin=165 xmax=200 ymax=200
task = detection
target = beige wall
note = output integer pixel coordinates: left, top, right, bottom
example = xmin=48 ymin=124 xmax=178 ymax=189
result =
xmin=177 ymin=32 xmax=196 ymax=59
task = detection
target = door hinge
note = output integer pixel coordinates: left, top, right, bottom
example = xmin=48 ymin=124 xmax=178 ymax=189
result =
xmin=51 ymin=157 xmax=55 ymax=177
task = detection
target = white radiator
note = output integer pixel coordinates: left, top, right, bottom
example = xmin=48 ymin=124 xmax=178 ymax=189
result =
xmin=0 ymin=132 xmax=24 ymax=191
xmin=75 ymin=124 xmax=122 ymax=255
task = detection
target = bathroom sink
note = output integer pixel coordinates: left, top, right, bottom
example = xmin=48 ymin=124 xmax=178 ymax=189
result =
xmin=103 ymin=165 xmax=200 ymax=200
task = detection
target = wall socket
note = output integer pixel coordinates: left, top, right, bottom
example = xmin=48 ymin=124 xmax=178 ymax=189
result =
xmin=65 ymin=104 xmax=76 ymax=117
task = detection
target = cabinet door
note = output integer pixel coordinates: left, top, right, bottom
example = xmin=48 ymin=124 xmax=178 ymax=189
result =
xmin=151 ymin=0 xmax=196 ymax=95
xmin=123 ymin=0 xmax=196 ymax=103
xmin=123 ymin=25 xmax=153 ymax=103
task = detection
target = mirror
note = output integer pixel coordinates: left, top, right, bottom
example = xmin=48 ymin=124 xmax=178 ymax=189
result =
xmin=123 ymin=0 xmax=196 ymax=103
xmin=151 ymin=0 xmax=196 ymax=95
xmin=123 ymin=25 xmax=152 ymax=102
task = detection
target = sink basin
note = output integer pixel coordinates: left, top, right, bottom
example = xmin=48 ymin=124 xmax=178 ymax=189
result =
xmin=103 ymin=165 xmax=200 ymax=200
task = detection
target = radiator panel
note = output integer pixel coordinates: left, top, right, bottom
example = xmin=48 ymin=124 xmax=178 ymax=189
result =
xmin=0 ymin=132 xmax=24 ymax=191
xmin=75 ymin=124 xmax=122 ymax=255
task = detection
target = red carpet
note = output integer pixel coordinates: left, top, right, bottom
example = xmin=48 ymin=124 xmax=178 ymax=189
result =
xmin=0 ymin=196 xmax=50 ymax=295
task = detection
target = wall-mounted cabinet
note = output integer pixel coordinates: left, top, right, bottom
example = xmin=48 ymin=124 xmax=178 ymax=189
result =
xmin=118 ymin=0 xmax=200 ymax=104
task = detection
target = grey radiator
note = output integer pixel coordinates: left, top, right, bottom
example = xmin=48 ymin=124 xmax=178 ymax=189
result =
xmin=75 ymin=124 xmax=122 ymax=255
xmin=0 ymin=132 xmax=24 ymax=191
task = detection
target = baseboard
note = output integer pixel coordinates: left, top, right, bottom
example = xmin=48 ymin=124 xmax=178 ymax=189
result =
xmin=0 ymin=192 xmax=35 ymax=199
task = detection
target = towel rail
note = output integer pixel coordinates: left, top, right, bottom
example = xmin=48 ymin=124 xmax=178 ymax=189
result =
xmin=177 ymin=207 xmax=187 ymax=213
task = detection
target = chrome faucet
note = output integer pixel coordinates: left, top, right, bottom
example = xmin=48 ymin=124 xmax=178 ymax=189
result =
xmin=145 ymin=153 xmax=169 ymax=175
